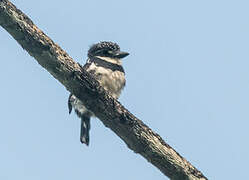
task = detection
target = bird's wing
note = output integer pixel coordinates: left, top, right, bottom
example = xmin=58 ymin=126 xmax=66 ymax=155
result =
xmin=68 ymin=93 xmax=73 ymax=114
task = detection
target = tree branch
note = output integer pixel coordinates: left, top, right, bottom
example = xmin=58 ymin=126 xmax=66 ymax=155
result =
xmin=0 ymin=1 xmax=207 ymax=179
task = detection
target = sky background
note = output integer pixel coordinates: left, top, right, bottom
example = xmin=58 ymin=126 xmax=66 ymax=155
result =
xmin=1 ymin=0 xmax=249 ymax=179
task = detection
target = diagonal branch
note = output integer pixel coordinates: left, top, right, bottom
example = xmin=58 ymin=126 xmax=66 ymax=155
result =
xmin=0 ymin=1 xmax=207 ymax=180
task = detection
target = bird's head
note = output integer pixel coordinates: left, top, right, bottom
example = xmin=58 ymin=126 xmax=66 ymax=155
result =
xmin=88 ymin=41 xmax=129 ymax=59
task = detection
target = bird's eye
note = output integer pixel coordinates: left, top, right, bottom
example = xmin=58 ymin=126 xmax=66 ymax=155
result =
xmin=102 ymin=50 xmax=108 ymax=56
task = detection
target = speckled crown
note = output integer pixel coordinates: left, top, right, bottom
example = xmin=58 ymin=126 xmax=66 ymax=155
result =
xmin=88 ymin=41 xmax=120 ymax=57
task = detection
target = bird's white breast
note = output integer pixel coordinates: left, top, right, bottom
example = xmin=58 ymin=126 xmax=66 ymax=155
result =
xmin=87 ymin=63 xmax=125 ymax=99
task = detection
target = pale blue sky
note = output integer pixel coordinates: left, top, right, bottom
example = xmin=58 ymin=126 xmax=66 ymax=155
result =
xmin=1 ymin=0 xmax=249 ymax=179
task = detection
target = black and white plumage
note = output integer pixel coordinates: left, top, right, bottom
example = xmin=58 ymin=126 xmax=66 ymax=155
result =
xmin=68 ymin=41 xmax=129 ymax=146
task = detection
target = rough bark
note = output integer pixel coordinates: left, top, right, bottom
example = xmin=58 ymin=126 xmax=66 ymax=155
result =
xmin=0 ymin=1 xmax=208 ymax=180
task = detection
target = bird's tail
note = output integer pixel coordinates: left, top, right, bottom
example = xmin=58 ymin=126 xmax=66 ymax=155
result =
xmin=80 ymin=115 xmax=90 ymax=146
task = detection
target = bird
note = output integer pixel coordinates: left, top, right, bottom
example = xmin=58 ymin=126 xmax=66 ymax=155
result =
xmin=68 ymin=41 xmax=129 ymax=146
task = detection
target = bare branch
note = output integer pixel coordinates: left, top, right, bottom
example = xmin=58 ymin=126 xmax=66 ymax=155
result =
xmin=0 ymin=1 xmax=207 ymax=179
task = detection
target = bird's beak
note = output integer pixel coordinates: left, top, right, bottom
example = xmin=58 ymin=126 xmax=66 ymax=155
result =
xmin=114 ymin=51 xmax=129 ymax=59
